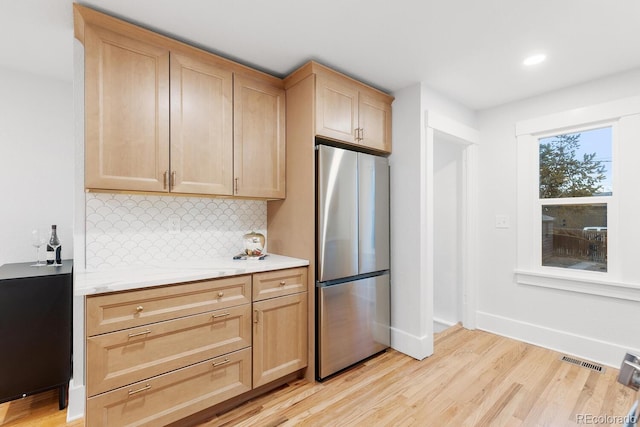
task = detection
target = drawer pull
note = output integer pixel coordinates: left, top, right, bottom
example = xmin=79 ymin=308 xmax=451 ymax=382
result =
xmin=217 ymin=291 xmax=224 ymax=298
xmin=212 ymin=313 xmax=230 ymax=319
xmin=128 ymin=384 xmax=151 ymax=396
xmin=135 ymin=305 xmax=144 ymax=313
xmin=279 ymin=280 xmax=286 ymax=286
xmin=212 ymin=358 xmax=230 ymax=367
xmin=128 ymin=329 xmax=151 ymax=338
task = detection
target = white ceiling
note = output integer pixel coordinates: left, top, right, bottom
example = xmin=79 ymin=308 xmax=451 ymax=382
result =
xmin=2 ymin=0 xmax=640 ymax=110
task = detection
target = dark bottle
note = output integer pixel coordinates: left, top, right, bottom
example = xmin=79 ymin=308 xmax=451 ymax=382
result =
xmin=46 ymin=225 xmax=62 ymax=265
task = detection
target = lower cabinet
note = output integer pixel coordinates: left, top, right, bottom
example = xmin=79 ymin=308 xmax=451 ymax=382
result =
xmin=86 ymin=348 xmax=251 ymax=427
xmin=85 ymin=267 xmax=308 ymax=426
xmin=86 ymin=304 xmax=251 ymax=396
xmin=253 ymin=292 xmax=308 ymax=387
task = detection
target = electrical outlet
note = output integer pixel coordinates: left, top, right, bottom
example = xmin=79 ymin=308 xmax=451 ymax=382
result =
xmin=168 ymin=216 xmax=181 ymax=234
xmin=495 ymin=215 xmax=510 ymax=229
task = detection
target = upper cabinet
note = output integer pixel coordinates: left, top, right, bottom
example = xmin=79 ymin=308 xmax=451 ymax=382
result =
xmin=83 ymin=24 xmax=170 ymax=192
xmin=74 ymin=5 xmax=285 ymax=199
xmin=310 ymin=63 xmax=393 ymax=153
xmin=234 ymin=76 xmax=286 ymax=199
xmin=170 ymin=51 xmax=234 ymax=196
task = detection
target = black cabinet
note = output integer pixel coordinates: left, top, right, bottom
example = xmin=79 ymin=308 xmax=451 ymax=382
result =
xmin=0 ymin=260 xmax=72 ymax=410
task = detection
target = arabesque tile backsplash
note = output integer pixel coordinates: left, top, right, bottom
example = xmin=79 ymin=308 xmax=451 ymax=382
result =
xmin=85 ymin=193 xmax=266 ymax=270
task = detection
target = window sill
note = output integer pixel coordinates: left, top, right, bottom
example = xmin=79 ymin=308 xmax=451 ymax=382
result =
xmin=515 ymin=269 xmax=640 ymax=302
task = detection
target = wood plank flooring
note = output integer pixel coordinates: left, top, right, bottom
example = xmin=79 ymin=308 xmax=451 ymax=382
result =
xmin=0 ymin=389 xmax=82 ymax=427
xmin=204 ymin=326 xmax=638 ymax=427
xmin=2 ymin=326 xmax=636 ymax=426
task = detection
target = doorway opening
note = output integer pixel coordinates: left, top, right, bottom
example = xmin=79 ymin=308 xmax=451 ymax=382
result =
xmin=425 ymin=111 xmax=479 ymax=336
xmin=434 ymin=132 xmax=467 ymax=332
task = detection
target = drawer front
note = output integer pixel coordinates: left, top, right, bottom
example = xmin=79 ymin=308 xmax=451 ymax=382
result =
xmin=86 ymin=275 xmax=251 ymax=335
xmin=86 ymin=304 xmax=251 ymax=397
xmin=252 ymin=267 xmax=307 ymax=301
xmin=86 ymin=348 xmax=251 ymax=427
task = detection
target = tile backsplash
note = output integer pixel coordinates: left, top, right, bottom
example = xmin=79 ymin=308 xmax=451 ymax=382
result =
xmin=85 ymin=193 xmax=266 ymax=270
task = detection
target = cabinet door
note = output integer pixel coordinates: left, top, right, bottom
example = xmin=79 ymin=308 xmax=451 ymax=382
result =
xmin=359 ymin=89 xmax=392 ymax=153
xmin=84 ymin=24 xmax=170 ymax=192
xmin=315 ymin=74 xmax=359 ymax=145
xmin=170 ymin=52 xmax=233 ymax=195
xmin=233 ymin=75 xmax=286 ymax=199
xmin=253 ymin=292 xmax=307 ymax=387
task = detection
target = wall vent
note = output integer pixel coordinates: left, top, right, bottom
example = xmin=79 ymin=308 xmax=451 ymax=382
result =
xmin=560 ymin=355 xmax=605 ymax=373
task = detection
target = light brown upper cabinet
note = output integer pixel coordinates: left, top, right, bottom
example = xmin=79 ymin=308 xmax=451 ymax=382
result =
xmin=75 ymin=5 xmax=285 ymax=199
xmin=234 ymin=76 xmax=286 ymax=199
xmin=83 ymin=23 xmax=170 ymax=192
xmin=170 ymin=51 xmax=234 ymax=195
xmin=314 ymin=66 xmax=392 ymax=153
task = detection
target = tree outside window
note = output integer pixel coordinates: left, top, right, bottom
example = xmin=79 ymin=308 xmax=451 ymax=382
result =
xmin=538 ymin=127 xmax=611 ymax=272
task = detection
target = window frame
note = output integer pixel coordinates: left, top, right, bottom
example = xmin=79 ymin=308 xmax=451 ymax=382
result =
xmin=515 ymin=96 xmax=640 ymax=301
xmin=535 ymin=122 xmax=616 ymax=276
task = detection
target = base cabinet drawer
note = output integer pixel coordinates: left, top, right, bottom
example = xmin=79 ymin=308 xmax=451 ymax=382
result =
xmin=87 ymin=304 xmax=251 ymax=396
xmin=86 ymin=348 xmax=252 ymax=427
xmin=253 ymin=267 xmax=307 ymax=301
xmin=86 ymin=275 xmax=252 ymax=336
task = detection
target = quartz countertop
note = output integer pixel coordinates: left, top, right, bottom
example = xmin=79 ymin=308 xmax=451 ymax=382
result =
xmin=74 ymin=254 xmax=309 ymax=296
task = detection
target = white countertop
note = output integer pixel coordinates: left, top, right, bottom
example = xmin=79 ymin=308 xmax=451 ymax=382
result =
xmin=74 ymin=254 xmax=309 ymax=296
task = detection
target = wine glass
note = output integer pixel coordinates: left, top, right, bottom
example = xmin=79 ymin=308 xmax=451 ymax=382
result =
xmin=31 ymin=229 xmax=47 ymax=267
xmin=49 ymin=241 xmax=62 ymax=266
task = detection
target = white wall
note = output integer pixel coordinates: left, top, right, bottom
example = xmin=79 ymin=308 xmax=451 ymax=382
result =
xmin=390 ymin=82 xmax=476 ymax=359
xmin=390 ymin=83 xmax=429 ymax=358
xmin=0 ymin=66 xmax=74 ymax=266
xmin=476 ymin=68 xmax=640 ymax=367
xmin=433 ymin=135 xmax=464 ymax=329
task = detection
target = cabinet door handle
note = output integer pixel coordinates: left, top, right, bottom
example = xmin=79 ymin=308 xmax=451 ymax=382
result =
xmin=217 ymin=291 xmax=224 ymax=298
xmin=128 ymin=384 xmax=151 ymax=396
xmin=253 ymin=309 xmax=259 ymax=323
xmin=212 ymin=312 xmax=230 ymax=319
xmin=163 ymin=170 xmax=168 ymax=189
xmin=279 ymin=280 xmax=286 ymax=286
xmin=212 ymin=358 xmax=230 ymax=367
xmin=360 ymin=128 xmax=364 ymax=141
xmin=135 ymin=305 xmax=144 ymax=313
xmin=171 ymin=171 xmax=176 ymax=189
xmin=128 ymin=329 xmax=151 ymax=338
xmin=234 ymin=177 xmax=239 ymax=194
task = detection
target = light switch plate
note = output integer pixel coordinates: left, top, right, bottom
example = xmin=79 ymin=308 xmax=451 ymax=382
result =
xmin=495 ymin=215 xmax=510 ymax=229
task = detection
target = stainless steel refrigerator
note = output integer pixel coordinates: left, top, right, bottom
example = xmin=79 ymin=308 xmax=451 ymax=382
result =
xmin=316 ymin=144 xmax=390 ymax=380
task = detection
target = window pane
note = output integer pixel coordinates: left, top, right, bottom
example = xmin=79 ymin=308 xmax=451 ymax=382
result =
xmin=539 ymin=127 xmax=612 ymax=198
xmin=541 ymin=204 xmax=607 ymax=272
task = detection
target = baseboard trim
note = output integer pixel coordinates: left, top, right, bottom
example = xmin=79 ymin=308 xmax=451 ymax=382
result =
xmin=433 ymin=317 xmax=457 ymax=333
xmin=390 ymin=326 xmax=433 ymax=360
xmin=476 ymin=311 xmax=640 ymax=368
xmin=66 ymin=380 xmax=85 ymax=422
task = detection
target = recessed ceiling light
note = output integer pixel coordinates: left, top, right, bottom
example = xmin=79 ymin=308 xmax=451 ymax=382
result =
xmin=523 ymin=54 xmax=546 ymax=66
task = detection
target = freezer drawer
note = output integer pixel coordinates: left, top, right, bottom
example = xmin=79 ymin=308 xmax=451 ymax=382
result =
xmin=317 ymin=274 xmax=390 ymax=379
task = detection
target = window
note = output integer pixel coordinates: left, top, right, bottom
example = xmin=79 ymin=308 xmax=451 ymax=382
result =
xmin=538 ymin=127 xmax=612 ymax=272
xmin=515 ymin=96 xmax=640 ymax=300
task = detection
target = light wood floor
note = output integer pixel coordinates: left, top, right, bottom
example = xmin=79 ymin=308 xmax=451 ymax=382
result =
xmin=2 ymin=326 xmax=637 ymax=426
xmin=0 ymin=389 xmax=82 ymax=427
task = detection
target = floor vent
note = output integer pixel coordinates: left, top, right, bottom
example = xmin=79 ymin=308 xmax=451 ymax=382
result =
xmin=560 ymin=355 xmax=606 ymax=373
